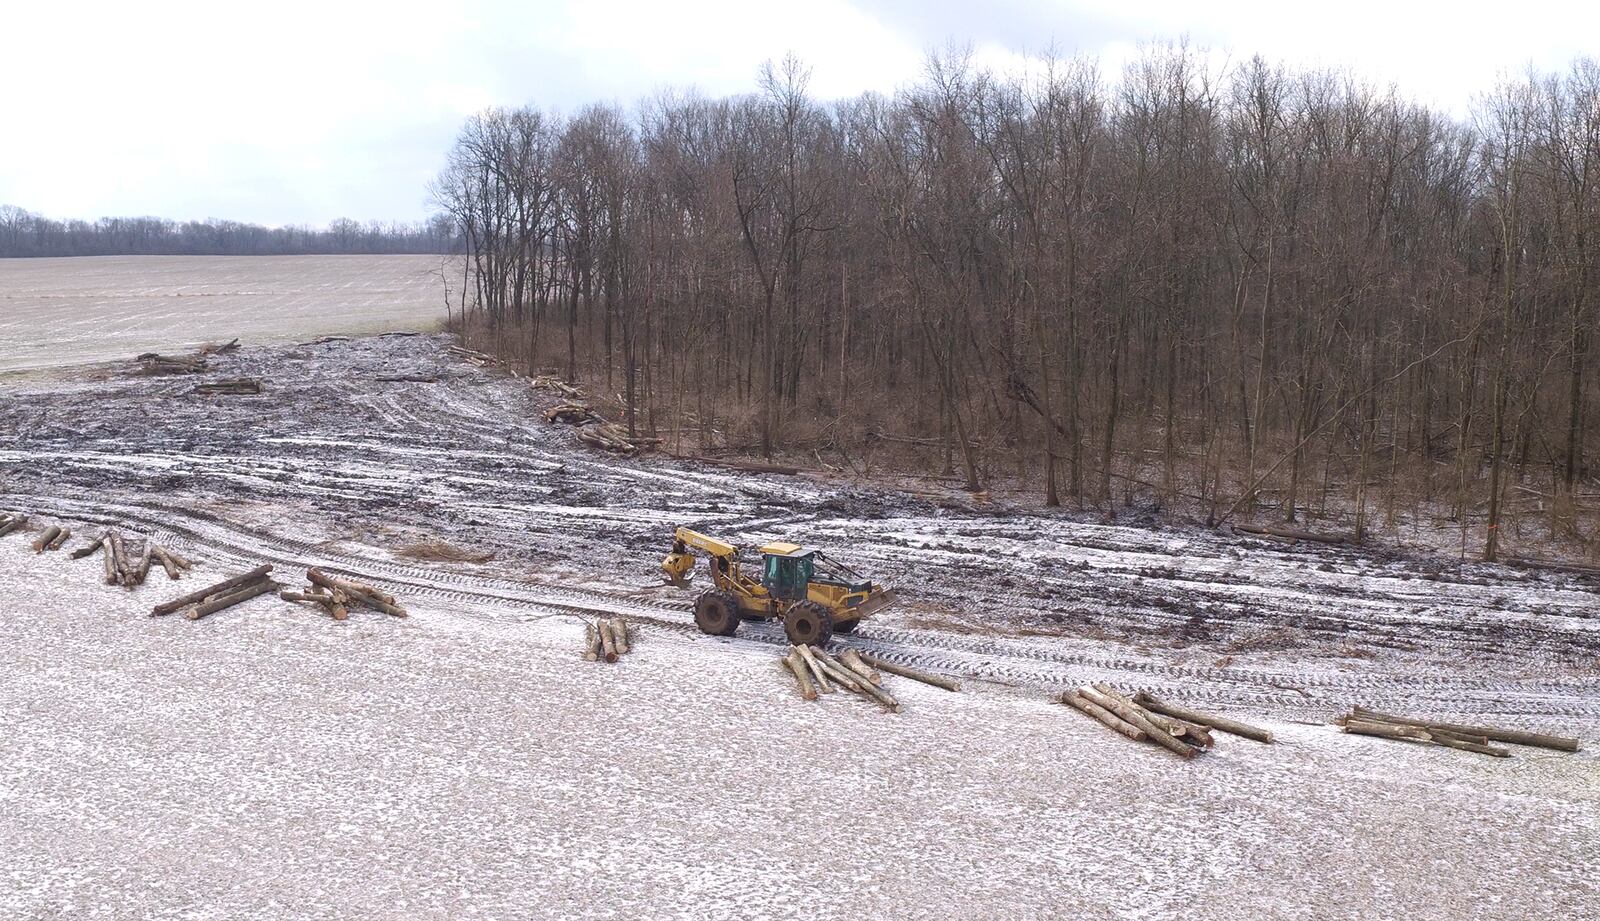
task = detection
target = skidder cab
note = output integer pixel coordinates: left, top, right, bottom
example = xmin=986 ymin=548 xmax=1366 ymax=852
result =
xmin=661 ymin=526 xmax=896 ymax=646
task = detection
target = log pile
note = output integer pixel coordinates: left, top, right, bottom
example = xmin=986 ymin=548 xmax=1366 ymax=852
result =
xmin=76 ymin=530 xmax=192 ymax=587
xmin=136 ymin=352 xmax=208 ymax=375
xmin=1232 ymin=522 xmax=1351 ymax=545
xmin=0 ymin=512 xmax=29 ymax=538
xmin=582 ymin=617 xmax=633 ymax=662
xmin=448 ymin=344 xmax=498 ymax=366
xmin=532 ymin=375 xmax=582 ymax=399
xmin=1335 ymin=705 xmax=1580 ymax=757
xmin=150 ymin=564 xmax=278 ymax=620
xmin=576 ymin=422 xmax=659 ymax=455
xmin=1059 ymin=685 xmax=1273 ymax=758
xmin=278 ymin=568 xmax=408 ymax=620
xmin=780 ymin=645 xmax=913 ymax=712
xmin=545 ymin=402 xmax=602 ymax=425
xmin=192 ymin=378 xmax=262 ymax=396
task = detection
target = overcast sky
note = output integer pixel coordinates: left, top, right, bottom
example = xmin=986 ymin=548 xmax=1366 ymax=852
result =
xmin=2 ymin=0 xmax=1594 ymax=227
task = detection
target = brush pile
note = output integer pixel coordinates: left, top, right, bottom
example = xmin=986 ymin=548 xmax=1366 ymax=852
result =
xmin=780 ymin=646 xmax=960 ymax=712
xmin=582 ymin=616 xmax=634 ymax=662
xmin=151 ymin=564 xmax=279 ymax=620
xmin=1059 ymin=685 xmax=1274 ymax=758
xmin=1335 ymin=705 xmax=1580 ymax=757
xmin=279 ymin=568 xmax=408 ymax=621
xmin=76 ymin=530 xmax=192 ymax=587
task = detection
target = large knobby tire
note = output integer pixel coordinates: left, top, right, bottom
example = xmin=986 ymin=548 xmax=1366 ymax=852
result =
xmin=784 ymin=600 xmax=834 ymax=647
xmin=694 ymin=591 xmax=741 ymax=637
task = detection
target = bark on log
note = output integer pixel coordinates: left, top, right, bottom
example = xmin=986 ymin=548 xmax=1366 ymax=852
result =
xmin=784 ymin=650 xmax=818 ymax=701
xmin=103 ymin=534 xmax=121 ymax=585
xmin=1425 ymin=731 xmax=1512 ymax=758
xmin=858 ymin=653 xmax=961 ymax=692
xmin=837 ymin=648 xmax=882 ymax=686
xmin=1341 ymin=719 xmax=1433 ymax=744
xmin=108 ymin=532 xmax=131 ymax=585
xmin=151 ymin=564 xmax=274 ymax=616
xmin=794 ymin=644 xmax=834 ymax=693
xmin=131 ymin=543 xmax=154 ymax=586
xmin=1135 ymin=692 xmax=1275 ymax=743
xmin=306 ymin=569 xmax=407 ymax=617
xmin=1080 ymin=686 xmax=1198 ymax=759
xmin=185 ymin=578 xmax=279 ymax=620
xmin=0 ymin=515 xmax=27 ymax=537
xmin=152 ymin=547 xmax=183 ymax=580
xmin=71 ymin=535 xmax=106 ymax=559
xmin=608 ymin=617 xmax=630 ymax=655
xmin=1060 ymin=691 xmax=1146 ymax=741
xmin=1351 ymin=706 xmax=1580 ymax=752
xmin=598 ymin=620 xmax=619 ymax=663
xmin=32 ymin=526 xmax=62 ymax=552
xmin=47 ymin=528 xmax=71 ymax=551
xmin=584 ymin=623 xmax=600 ymax=662
xmin=814 ymin=648 xmax=899 ymax=710
xmin=807 ymin=648 xmax=862 ymax=692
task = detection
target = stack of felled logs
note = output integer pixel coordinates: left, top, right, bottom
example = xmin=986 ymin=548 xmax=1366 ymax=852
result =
xmin=780 ymin=646 xmax=960 ymax=712
xmin=448 ymin=344 xmax=498 ymax=366
xmin=136 ymin=352 xmax=208 ymax=375
xmin=532 ymin=375 xmax=582 ymax=399
xmin=279 ymin=567 xmax=408 ymax=621
xmin=1059 ymin=685 xmax=1274 ymax=758
xmin=535 ymin=376 xmax=660 ymax=455
xmin=151 ymin=564 xmax=278 ymax=620
xmin=0 ymin=512 xmax=31 ymax=539
xmin=1335 ymin=705 xmax=1580 ymax=758
xmin=582 ymin=616 xmax=634 ymax=662
xmin=76 ymin=530 xmax=192 ymax=588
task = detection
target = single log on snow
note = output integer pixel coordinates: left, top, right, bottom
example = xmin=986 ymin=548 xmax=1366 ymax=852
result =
xmin=837 ymin=648 xmax=882 ymax=687
xmin=1060 ymin=691 xmax=1146 ymax=741
xmin=858 ymin=653 xmax=961 ymax=692
xmin=783 ymin=649 xmax=818 ymax=701
xmin=794 ymin=644 xmax=834 ymax=694
xmin=584 ymin=623 xmax=600 ymax=661
xmin=151 ymin=564 xmax=274 ymax=616
xmin=1341 ymin=718 xmax=1433 ymax=744
xmin=1135 ymin=692 xmax=1275 ymax=743
xmin=1233 ymin=523 xmax=1350 ymax=544
xmin=32 ymin=527 xmax=62 ymax=552
xmin=185 ymin=578 xmax=279 ymax=620
xmin=1351 ymin=706 xmax=1580 ymax=752
xmin=72 ymin=534 xmax=106 ymax=559
xmin=47 ymin=528 xmax=71 ymax=551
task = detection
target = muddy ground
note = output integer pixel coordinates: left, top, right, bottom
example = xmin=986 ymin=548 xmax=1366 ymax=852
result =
xmin=1 ymin=333 xmax=1596 ymax=719
xmin=2 ymin=333 xmax=1598 ymax=919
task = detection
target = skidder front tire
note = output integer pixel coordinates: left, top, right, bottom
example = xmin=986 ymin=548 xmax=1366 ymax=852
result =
xmin=784 ymin=601 xmax=834 ymax=647
xmin=694 ymin=591 xmax=741 ymax=637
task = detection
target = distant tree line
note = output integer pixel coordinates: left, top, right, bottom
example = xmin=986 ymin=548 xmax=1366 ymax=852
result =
xmin=0 ymin=206 xmax=457 ymax=257
xmin=433 ymin=46 xmax=1600 ymax=560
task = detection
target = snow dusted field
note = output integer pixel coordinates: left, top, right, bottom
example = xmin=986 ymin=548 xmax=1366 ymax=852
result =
xmin=0 ymin=255 xmax=448 ymax=372
xmin=1 ymin=541 xmax=1596 ymax=921
xmin=1 ymin=307 xmax=1598 ymax=917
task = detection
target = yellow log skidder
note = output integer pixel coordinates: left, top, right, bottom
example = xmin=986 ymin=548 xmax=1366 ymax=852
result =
xmin=661 ymin=526 xmax=896 ymax=646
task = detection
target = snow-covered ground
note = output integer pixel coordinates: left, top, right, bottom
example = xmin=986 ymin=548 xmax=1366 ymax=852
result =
xmin=0 ymin=255 xmax=448 ymax=372
xmin=1 ymin=540 xmax=1595 ymax=921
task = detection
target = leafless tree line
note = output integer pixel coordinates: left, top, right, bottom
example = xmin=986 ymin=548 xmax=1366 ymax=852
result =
xmin=433 ymin=47 xmax=1600 ymax=560
xmin=0 ymin=208 xmax=457 ymax=257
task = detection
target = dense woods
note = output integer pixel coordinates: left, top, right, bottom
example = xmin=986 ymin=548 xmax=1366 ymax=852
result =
xmin=0 ymin=207 xmax=455 ymax=257
xmin=433 ymin=47 xmax=1600 ymax=560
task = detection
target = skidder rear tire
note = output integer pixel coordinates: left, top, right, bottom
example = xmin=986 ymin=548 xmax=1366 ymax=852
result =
xmin=694 ymin=590 xmax=741 ymax=637
xmin=784 ymin=601 xmax=834 ymax=647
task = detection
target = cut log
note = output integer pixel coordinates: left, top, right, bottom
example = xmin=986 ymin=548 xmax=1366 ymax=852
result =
xmin=584 ymin=623 xmax=600 ymax=661
xmin=108 ymin=532 xmax=133 ymax=585
xmin=1351 ymin=705 xmax=1580 ymax=752
xmin=71 ymin=534 xmax=106 ymax=559
xmin=131 ymin=543 xmax=154 ymax=586
xmin=0 ymin=514 xmax=28 ymax=537
xmin=794 ymin=644 xmax=834 ymax=694
xmin=784 ymin=649 xmax=818 ymax=701
xmin=32 ymin=526 xmax=62 ymax=553
xmin=185 ymin=578 xmax=279 ymax=620
xmin=47 ymin=528 xmax=71 ymax=551
xmin=151 ymin=564 xmax=274 ymax=616
xmin=1233 ymin=523 xmax=1350 ymax=544
xmin=1425 ymin=731 xmax=1512 ymax=758
xmin=306 ymin=569 xmax=406 ymax=617
xmin=676 ymin=455 xmax=801 ymax=476
xmin=1341 ymin=718 xmax=1433 ymax=744
xmin=192 ymin=378 xmax=262 ymax=395
xmin=103 ymin=535 xmax=120 ymax=584
xmin=1081 ymin=686 xmax=1199 ymax=759
xmin=598 ymin=619 xmax=619 ymax=662
xmin=609 ymin=617 xmax=630 ymax=655
xmin=858 ymin=653 xmax=961 ymax=692
xmin=812 ymin=648 xmax=900 ymax=710
xmin=837 ymin=648 xmax=882 ymax=687
xmin=808 ymin=648 xmax=864 ymax=693
xmin=152 ymin=547 xmax=183 ymax=580
xmin=1135 ymin=692 xmax=1275 ymax=743
xmin=1061 ymin=691 xmax=1146 ymax=741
